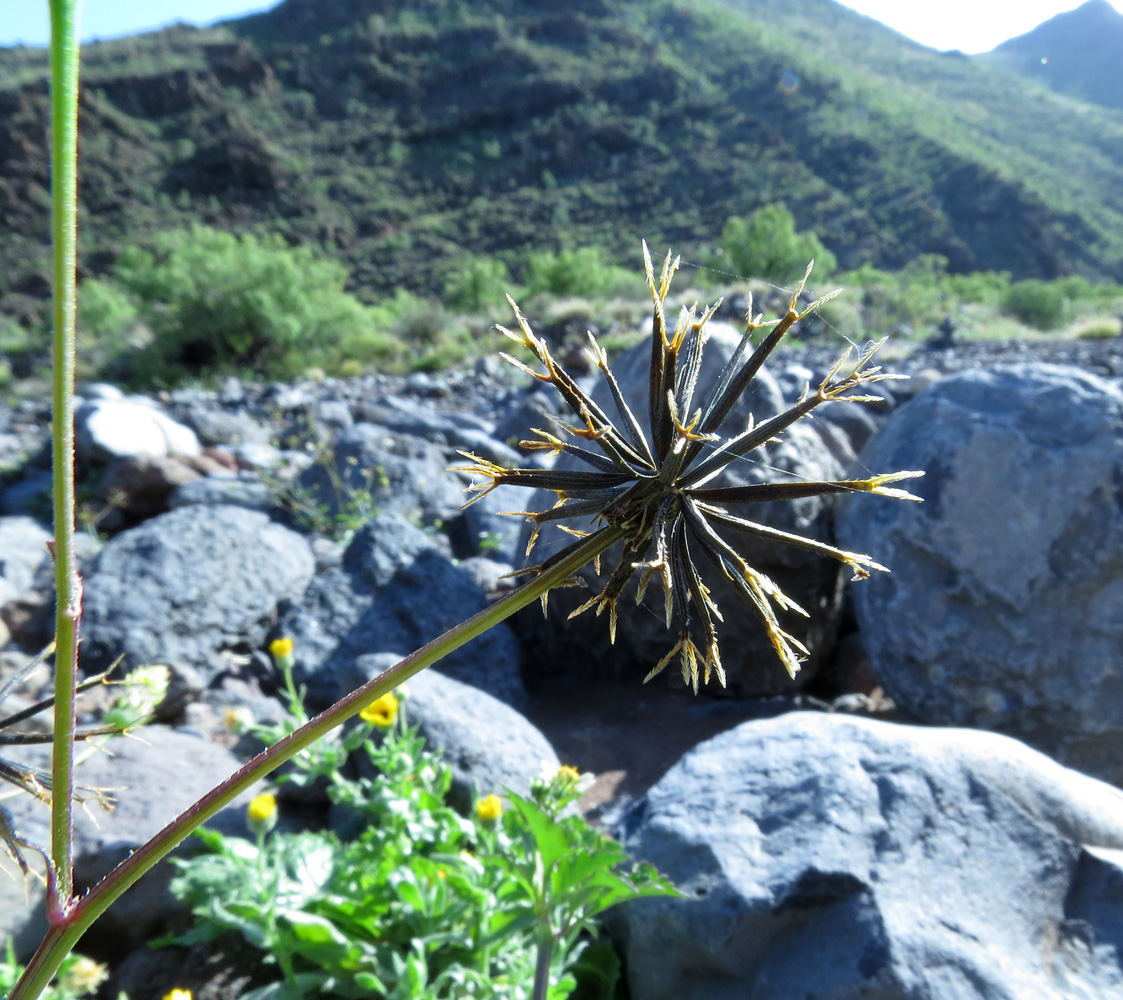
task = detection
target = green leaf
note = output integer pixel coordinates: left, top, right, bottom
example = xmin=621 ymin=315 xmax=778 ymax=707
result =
xmin=506 ymin=792 xmax=570 ymax=871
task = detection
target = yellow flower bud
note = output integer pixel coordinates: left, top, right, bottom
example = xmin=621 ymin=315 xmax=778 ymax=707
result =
xmin=359 ymin=692 xmax=399 ymax=728
xmin=476 ymin=794 xmax=502 ymax=822
xmin=269 ymin=637 xmax=294 ymax=658
xmin=162 ymin=991 xmax=193 ymax=1000
xmin=247 ymin=792 xmax=277 ymax=835
xmin=556 ymin=764 xmax=581 ymax=784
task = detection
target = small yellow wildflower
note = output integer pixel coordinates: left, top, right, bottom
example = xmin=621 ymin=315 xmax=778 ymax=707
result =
xmin=360 ymin=692 xmax=399 ymax=728
xmin=476 ymin=794 xmax=503 ymax=822
xmin=59 ymin=957 xmax=108 ymax=996
xmin=269 ymin=637 xmax=294 ymax=658
xmin=556 ymin=765 xmax=581 ymax=784
xmin=269 ymin=637 xmax=295 ymax=673
xmin=224 ymin=707 xmax=254 ymax=734
xmin=247 ymin=792 xmax=277 ymax=835
xmin=162 ymin=991 xmax=193 ymax=1000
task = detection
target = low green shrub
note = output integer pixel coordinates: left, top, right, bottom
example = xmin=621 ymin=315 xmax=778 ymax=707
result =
xmin=522 ymin=247 xmax=644 ymax=300
xmin=1001 ymin=279 xmax=1066 ymax=330
xmin=105 ymin=226 xmax=382 ymax=384
xmin=443 ymin=257 xmax=516 ymax=313
xmin=167 ymin=663 xmax=677 ymax=1000
xmin=719 ymin=203 xmax=837 ymax=285
xmin=1073 ymin=316 xmax=1122 ymax=340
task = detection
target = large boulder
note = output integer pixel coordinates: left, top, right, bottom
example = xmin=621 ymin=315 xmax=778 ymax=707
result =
xmin=837 ymin=363 xmax=1123 ymax=784
xmin=277 ymin=513 xmax=526 ymax=708
xmin=296 ymin=422 xmax=465 ymax=528
xmin=515 ymin=322 xmax=849 ymax=697
xmin=615 ymin=712 xmax=1123 ymax=1000
xmin=82 ymin=505 xmax=314 ymax=683
xmin=0 ymin=516 xmax=50 ymax=608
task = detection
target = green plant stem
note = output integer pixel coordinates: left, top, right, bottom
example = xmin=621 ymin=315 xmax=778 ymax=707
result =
xmin=532 ymin=926 xmax=555 ymax=1000
xmin=47 ymin=0 xmax=81 ymax=910
xmin=9 ymin=526 xmax=625 ymax=1000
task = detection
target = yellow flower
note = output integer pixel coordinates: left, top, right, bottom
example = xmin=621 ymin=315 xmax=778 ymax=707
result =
xmin=556 ymin=765 xmax=581 ymax=784
xmin=60 ymin=957 xmax=108 ymax=996
xmin=269 ymin=637 xmax=294 ymax=659
xmin=360 ymin=692 xmax=399 ymax=728
xmin=162 ymin=991 xmax=193 ymax=1000
xmin=476 ymin=794 xmax=503 ymax=822
xmin=224 ymin=707 xmax=253 ymax=734
xmin=247 ymin=792 xmax=277 ymax=835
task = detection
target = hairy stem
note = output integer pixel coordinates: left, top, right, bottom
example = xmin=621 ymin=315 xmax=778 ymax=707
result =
xmin=8 ymin=526 xmax=624 ymax=1000
xmin=47 ymin=0 xmax=81 ymax=910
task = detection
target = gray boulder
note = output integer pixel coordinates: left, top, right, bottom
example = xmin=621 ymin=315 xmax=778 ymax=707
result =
xmin=517 ymin=322 xmax=849 ymax=697
xmin=453 ymin=482 xmax=528 ymax=563
xmin=837 ymin=363 xmax=1123 ymax=784
xmin=297 ymin=422 xmax=465 ymax=527
xmin=348 ymin=654 xmax=556 ymax=812
xmin=277 ymin=513 xmax=525 ymax=708
xmin=3 ymin=725 xmax=258 ymax=960
xmin=616 ymin=712 xmax=1123 ymax=1000
xmin=168 ymin=474 xmax=275 ymax=513
xmin=0 ymin=516 xmax=50 ymax=608
xmin=82 ymin=505 xmax=314 ymax=683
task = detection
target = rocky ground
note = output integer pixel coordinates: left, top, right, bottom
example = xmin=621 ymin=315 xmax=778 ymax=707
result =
xmin=2 ymin=327 xmax=1123 ymax=999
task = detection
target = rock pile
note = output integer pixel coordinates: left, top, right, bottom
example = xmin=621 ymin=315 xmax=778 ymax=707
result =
xmin=2 ymin=335 xmax=1123 ymax=998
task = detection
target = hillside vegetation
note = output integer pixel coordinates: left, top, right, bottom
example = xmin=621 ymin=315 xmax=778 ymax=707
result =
xmin=1 ymin=0 xmax=1123 ymax=383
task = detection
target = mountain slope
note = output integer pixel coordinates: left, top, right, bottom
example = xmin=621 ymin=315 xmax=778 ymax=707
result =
xmin=1 ymin=0 xmax=1123 ymax=325
xmin=982 ymin=0 xmax=1123 ymax=111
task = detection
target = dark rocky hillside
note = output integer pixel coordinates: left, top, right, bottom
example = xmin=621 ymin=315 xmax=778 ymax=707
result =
xmin=2 ymin=0 xmax=1123 ymax=326
xmin=983 ymin=0 xmax=1123 ymax=111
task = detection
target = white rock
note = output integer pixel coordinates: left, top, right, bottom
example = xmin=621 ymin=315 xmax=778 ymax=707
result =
xmin=76 ymin=398 xmax=201 ymax=462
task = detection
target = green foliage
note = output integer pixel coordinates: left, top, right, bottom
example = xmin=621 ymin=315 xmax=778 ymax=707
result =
xmin=836 ymin=256 xmax=1011 ymax=339
xmin=169 ymin=671 xmax=678 ymax=1000
xmin=443 ymin=257 xmax=515 ymax=313
xmin=75 ymin=277 xmax=141 ymax=376
xmin=272 ymin=453 xmax=382 ymax=543
xmin=523 ymin=248 xmax=645 ymax=301
xmin=6 ymin=0 xmax=1123 ymax=314
xmin=1074 ymin=316 xmax=1123 ymax=340
xmin=719 ymin=204 xmax=836 ymax=285
xmin=107 ymin=226 xmax=381 ymax=383
xmin=1001 ymin=278 xmax=1067 ymax=330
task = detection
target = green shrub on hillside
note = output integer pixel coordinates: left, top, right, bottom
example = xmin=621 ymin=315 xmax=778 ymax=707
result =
xmin=839 ymin=256 xmax=1011 ymax=338
xmin=76 ymin=277 xmax=142 ymax=375
xmin=443 ymin=256 xmax=515 ymax=313
xmin=719 ymin=204 xmax=837 ymax=285
xmin=108 ymin=226 xmax=386 ymax=383
xmin=1001 ymin=279 xmax=1066 ymax=330
xmin=523 ymin=247 xmax=644 ymax=300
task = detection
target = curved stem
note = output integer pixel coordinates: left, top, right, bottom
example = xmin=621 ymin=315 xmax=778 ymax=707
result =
xmin=8 ymin=526 xmax=624 ymax=1000
xmin=47 ymin=0 xmax=82 ymax=910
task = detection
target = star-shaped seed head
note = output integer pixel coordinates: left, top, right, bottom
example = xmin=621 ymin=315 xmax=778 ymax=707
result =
xmin=458 ymin=243 xmax=922 ymax=692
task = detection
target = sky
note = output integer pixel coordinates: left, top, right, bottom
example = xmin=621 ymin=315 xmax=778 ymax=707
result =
xmin=1 ymin=0 xmax=1122 ymax=53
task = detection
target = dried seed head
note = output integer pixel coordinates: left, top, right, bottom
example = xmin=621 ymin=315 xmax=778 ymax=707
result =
xmin=458 ymin=243 xmax=922 ymax=692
